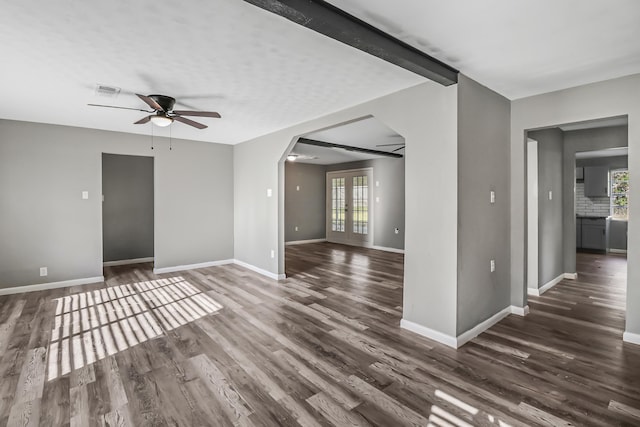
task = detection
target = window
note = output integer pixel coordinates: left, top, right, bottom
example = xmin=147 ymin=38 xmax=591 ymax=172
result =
xmin=331 ymin=177 xmax=345 ymax=232
xmin=610 ymin=169 xmax=629 ymax=219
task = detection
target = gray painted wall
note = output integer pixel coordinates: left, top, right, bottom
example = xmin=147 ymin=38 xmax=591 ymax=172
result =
xmin=456 ymin=75 xmax=511 ymax=335
xmin=529 ymin=128 xmax=564 ymax=287
xmin=510 ymin=73 xmax=639 ymax=339
xmin=235 ymin=81 xmax=459 ymax=337
xmin=326 ymin=157 xmax=405 ymax=250
xmin=0 ymin=119 xmax=234 ymax=288
xmin=102 ymin=154 xmax=154 ymax=262
xmin=285 ymin=162 xmax=326 ymax=242
xmin=562 ymin=126 xmax=628 ymax=274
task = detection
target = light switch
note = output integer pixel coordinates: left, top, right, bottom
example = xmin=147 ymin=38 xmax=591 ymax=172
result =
xmin=295 ymin=226 xmax=299 ymax=232
xmin=267 ymin=188 xmax=272 ymax=197
xmin=490 ymin=191 xmax=495 ymax=204
xmin=82 ymin=191 xmax=89 ymax=200
xmin=490 ymin=259 xmax=496 ymax=272
xmin=375 ymin=196 xmax=380 ymax=203
xmin=548 ymin=191 xmax=553 ymax=200
xmin=376 ymin=181 xmax=380 ymax=187
xmin=296 ymin=185 xmax=300 ymax=191
xmin=270 ymin=249 xmax=275 ymax=259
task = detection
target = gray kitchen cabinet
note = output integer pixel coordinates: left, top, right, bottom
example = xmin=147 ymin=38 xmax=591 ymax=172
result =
xmin=608 ymin=220 xmax=628 ymax=251
xmin=584 ymin=166 xmax=609 ymax=197
xmin=576 ymin=217 xmax=582 ymax=248
xmin=581 ymin=218 xmax=606 ymax=251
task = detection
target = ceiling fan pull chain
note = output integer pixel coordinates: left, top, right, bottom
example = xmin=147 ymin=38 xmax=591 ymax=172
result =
xmin=150 ymin=122 xmax=154 ymax=150
xmin=170 ymin=125 xmax=173 ymax=151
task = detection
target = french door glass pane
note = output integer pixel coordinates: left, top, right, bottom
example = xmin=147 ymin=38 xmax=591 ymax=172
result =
xmin=331 ymin=178 xmax=345 ymax=232
xmin=352 ymin=175 xmax=368 ymax=235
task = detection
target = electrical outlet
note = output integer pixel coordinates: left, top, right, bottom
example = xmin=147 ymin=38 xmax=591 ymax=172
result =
xmin=490 ymin=191 xmax=495 ymax=204
xmin=40 ymin=267 xmax=48 ymax=277
xmin=548 ymin=190 xmax=553 ymax=200
xmin=270 ymin=249 xmax=275 ymax=259
xmin=296 ymin=185 xmax=300 ymax=191
xmin=266 ymin=188 xmax=272 ymax=197
xmin=295 ymin=226 xmax=299 ymax=232
xmin=490 ymin=260 xmax=495 ymax=272
xmin=82 ymin=191 xmax=89 ymax=200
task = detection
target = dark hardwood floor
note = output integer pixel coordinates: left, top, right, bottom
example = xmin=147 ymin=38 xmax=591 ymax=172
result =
xmin=0 ymin=243 xmax=639 ymax=426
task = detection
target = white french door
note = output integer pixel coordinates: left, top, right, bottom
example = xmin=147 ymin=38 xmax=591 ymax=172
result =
xmin=326 ymin=168 xmax=373 ymax=247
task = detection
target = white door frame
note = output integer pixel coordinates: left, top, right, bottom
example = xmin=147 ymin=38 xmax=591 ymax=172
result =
xmin=326 ymin=167 xmax=374 ymax=247
xmin=527 ymin=138 xmax=538 ymax=294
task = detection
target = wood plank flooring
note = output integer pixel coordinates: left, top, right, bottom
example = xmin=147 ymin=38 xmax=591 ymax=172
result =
xmin=0 ymin=243 xmax=639 ymax=426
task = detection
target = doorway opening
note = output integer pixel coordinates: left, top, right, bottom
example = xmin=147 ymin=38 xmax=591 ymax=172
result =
xmin=101 ymin=153 xmax=155 ymax=268
xmin=524 ymin=116 xmax=628 ymax=335
xmin=282 ymin=116 xmax=406 ymax=295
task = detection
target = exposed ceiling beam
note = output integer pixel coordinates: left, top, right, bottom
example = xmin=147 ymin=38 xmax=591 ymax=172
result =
xmin=243 ymin=0 xmax=459 ymax=86
xmin=297 ymin=137 xmax=403 ymax=158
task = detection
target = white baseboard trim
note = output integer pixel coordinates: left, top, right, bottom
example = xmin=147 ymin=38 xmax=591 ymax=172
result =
xmin=152 ymin=258 xmax=286 ymax=281
xmin=401 ymin=306 xmax=512 ymax=349
xmin=372 ymin=245 xmax=405 ymax=254
xmin=153 ymin=259 xmax=234 ymax=274
xmin=609 ymin=249 xmax=627 ymax=254
xmin=0 ymin=276 xmax=104 ymax=296
xmin=623 ymin=332 xmax=640 ymax=345
xmin=103 ymin=257 xmax=154 ymax=267
xmin=400 ymin=319 xmax=457 ymax=348
xmin=233 ymin=259 xmax=286 ymax=281
xmin=528 ymin=273 xmax=564 ymax=296
xmin=456 ymin=306 xmax=512 ymax=348
xmin=285 ymin=239 xmax=327 ymax=246
xmin=510 ymin=305 xmax=530 ymax=316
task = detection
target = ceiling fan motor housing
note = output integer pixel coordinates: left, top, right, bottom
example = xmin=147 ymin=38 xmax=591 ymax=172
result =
xmin=149 ymin=94 xmax=176 ymax=112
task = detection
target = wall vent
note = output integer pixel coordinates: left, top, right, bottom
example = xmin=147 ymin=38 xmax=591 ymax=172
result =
xmin=95 ymin=84 xmax=121 ymax=98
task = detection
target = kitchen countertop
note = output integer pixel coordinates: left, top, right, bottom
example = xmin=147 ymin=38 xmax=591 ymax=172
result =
xmin=576 ymin=215 xmax=609 ymax=219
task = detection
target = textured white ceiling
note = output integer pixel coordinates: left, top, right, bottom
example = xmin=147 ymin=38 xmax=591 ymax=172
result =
xmin=291 ymin=117 xmax=404 ymax=164
xmin=0 ymin=1 xmax=424 ymax=144
xmin=3 ymin=1 xmax=639 ymax=145
xmin=328 ymin=0 xmax=640 ymax=99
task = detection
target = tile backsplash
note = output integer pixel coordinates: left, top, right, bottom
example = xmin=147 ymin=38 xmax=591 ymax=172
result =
xmin=576 ymin=182 xmax=610 ymax=216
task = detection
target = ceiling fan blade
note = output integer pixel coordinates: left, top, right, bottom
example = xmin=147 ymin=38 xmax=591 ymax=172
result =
xmin=136 ymin=94 xmax=163 ymax=111
xmin=88 ymin=103 xmax=151 ymax=112
xmin=134 ymin=116 xmax=152 ymax=125
xmin=375 ymin=143 xmax=405 ymax=147
xmin=173 ymin=110 xmax=221 ymax=118
xmin=173 ymin=116 xmax=207 ymax=129
xmin=392 ymin=146 xmax=405 ymax=152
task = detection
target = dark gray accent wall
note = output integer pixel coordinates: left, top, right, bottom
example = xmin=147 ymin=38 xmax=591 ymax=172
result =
xmin=562 ymin=126 xmax=628 ymax=274
xmin=0 ymin=119 xmax=234 ymax=288
xmin=284 ymin=162 xmax=326 ymax=242
xmin=326 ymin=157 xmax=405 ymax=250
xmin=102 ymin=154 xmax=154 ymax=262
xmin=456 ymin=74 xmax=511 ymax=335
xmin=529 ymin=128 xmax=564 ymax=287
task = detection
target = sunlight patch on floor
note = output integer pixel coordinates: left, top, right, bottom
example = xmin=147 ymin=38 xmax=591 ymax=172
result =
xmin=47 ymin=276 xmax=222 ymax=381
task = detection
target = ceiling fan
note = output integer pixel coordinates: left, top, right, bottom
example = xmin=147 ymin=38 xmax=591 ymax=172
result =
xmin=88 ymin=94 xmax=221 ymax=129
xmin=376 ymin=142 xmax=405 ymax=153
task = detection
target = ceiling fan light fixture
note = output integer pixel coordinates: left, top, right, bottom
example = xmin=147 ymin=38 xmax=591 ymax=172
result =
xmin=150 ymin=115 xmax=173 ymax=127
xmin=287 ymin=154 xmax=298 ymax=161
